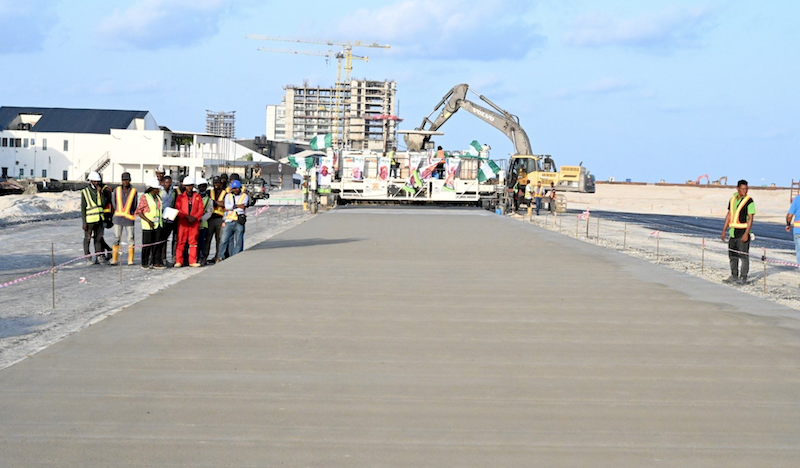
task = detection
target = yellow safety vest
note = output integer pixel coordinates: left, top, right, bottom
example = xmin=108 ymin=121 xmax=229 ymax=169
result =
xmin=534 ymin=186 xmax=545 ymax=198
xmin=140 ymin=193 xmax=162 ymax=230
xmin=201 ymin=194 xmax=211 ymax=229
xmin=82 ymin=187 xmax=103 ymax=224
xmin=728 ymin=194 xmax=752 ymax=229
xmin=113 ymin=186 xmax=138 ymax=221
xmin=388 ymin=150 xmax=396 ymax=165
xmin=225 ymin=193 xmax=248 ymax=221
xmin=210 ymin=188 xmax=226 ymax=216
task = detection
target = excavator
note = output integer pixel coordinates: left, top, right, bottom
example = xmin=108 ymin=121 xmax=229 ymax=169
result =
xmin=405 ymin=84 xmax=595 ymax=206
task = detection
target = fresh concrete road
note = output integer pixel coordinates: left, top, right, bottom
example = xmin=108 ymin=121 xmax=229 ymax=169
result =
xmin=2 ymin=206 xmax=800 ymax=467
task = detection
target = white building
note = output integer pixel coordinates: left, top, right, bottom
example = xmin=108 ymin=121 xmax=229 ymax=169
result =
xmin=0 ymin=107 xmax=269 ymax=184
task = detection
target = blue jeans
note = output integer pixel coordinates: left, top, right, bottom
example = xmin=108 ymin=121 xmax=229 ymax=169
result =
xmin=219 ymin=221 xmax=245 ymax=259
xmin=795 ymin=234 xmax=800 ymax=275
xmin=535 ymin=197 xmax=542 ymax=214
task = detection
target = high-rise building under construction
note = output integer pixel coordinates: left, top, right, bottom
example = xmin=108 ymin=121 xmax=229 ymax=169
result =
xmin=206 ymin=110 xmax=236 ymax=139
xmin=266 ymin=79 xmax=397 ymax=152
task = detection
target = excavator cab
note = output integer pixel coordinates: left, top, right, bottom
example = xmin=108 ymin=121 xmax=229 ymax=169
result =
xmin=506 ymin=156 xmax=542 ymax=188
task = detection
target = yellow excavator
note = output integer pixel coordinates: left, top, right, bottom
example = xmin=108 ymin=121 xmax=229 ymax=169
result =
xmin=404 ymin=83 xmax=595 ymax=210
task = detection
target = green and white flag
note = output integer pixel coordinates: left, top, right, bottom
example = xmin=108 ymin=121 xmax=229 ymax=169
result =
xmin=470 ymin=140 xmax=483 ymax=154
xmin=309 ymin=134 xmax=332 ymax=150
xmin=477 ymin=159 xmax=501 ymax=183
xmin=288 ymin=155 xmax=314 ymax=171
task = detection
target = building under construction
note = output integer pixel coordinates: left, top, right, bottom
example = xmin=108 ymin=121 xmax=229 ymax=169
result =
xmin=206 ymin=110 xmax=236 ymax=139
xmin=266 ymin=79 xmax=398 ymax=152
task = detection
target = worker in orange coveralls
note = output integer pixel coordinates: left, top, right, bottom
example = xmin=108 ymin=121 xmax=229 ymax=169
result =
xmin=173 ymin=176 xmax=205 ymax=268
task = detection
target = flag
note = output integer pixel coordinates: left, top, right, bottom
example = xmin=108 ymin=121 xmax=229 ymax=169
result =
xmin=288 ymin=155 xmax=313 ymax=171
xmin=470 ymin=140 xmax=483 ymax=153
xmin=477 ymin=159 xmax=500 ymax=183
xmin=309 ymin=134 xmax=332 ymax=150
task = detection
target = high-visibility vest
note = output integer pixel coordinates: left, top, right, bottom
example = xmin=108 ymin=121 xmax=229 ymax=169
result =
xmin=82 ymin=187 xmax=104 ymax=224
xmin=201 ymin=194 xmax=211 ymax=229
xmin=534 ymin=186 xmax=545 ymax=199
xmin=140 ymin=193 xmax=162 ymax=230
xmin=210 ymin=188 xmax=226 ymax=216
xmin=728 ymin=194 xmax=753 ymax=229
xmin=524 ymin=184 xmax=532 ymax=199
xmin=388 ymin=150 xmax=396 ymax=165
xmin=113 ymin=186 xmax=138 ymax=221
xmin=225 ymin=193 xmax=248 ymax=221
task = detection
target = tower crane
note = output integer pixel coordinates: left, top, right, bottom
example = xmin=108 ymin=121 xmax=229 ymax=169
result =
xmin=247 ymin=35 xmax=390 ymax=146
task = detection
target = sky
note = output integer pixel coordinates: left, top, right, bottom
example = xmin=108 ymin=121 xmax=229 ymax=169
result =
xmin=1 ymin=0 xmax=797 ymax=185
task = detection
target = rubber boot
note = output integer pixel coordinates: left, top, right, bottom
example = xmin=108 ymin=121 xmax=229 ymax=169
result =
xmin=110 ymin=245 xmax=119 ymax=265
xmin=128 ymin=246 xmax=135 ymax=265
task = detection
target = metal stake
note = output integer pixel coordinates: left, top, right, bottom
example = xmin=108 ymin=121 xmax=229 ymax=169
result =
xmin=701 ymin=238 xmax=705 ymax=274
xmin=762 ymin=247 xmax=767 ymax=293
xmin=51 ymin=243 xmax=55 ymax=309
xmin=596 ymin=217 xmax=600 ymax=244
xmin=623 ymin=222 xmax=627 ymax=250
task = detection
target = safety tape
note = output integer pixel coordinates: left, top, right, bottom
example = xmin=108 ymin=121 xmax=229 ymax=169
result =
xmin=704 ymin=240 xmax=800 ymax=269
xmin=0 ymin=239 xmax=168 ymax=290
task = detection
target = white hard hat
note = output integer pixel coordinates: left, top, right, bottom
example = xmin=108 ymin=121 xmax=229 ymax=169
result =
xmin=182 ymin=176 xmax=195 ymax=185
xmin=88 ymin=171 xmax=101 ymax=181
xmin=196 ymin=177 xmax=208 ymax=186
xmin=146 ymin=177 xmax=161 ymax=189
xmin=156 ymin=165 xmax=165 ymax=173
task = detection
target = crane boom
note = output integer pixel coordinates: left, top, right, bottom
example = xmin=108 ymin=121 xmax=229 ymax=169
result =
xmin=405 ymin=84 xmax=532 ymax=155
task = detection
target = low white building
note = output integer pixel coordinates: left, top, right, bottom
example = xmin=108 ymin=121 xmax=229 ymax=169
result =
xmin=0 ymin=106 xmax=270 ymax=184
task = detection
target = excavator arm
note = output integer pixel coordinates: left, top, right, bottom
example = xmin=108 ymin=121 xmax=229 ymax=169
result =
xmin=405 ymin=83 xmax=533 ymax=155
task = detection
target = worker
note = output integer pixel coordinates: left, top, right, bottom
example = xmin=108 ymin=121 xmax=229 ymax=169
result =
xmin=720 ymin=179 xmax=755 ymax=285
xmin=135 ymin=178 xmax=165 ymax=270
xmin=196 ymin=177 xmax=213 ymax=266
xmin=220 ymin=173 xmax=229 ymax=191
xmin=436 ymin=146 xmax=446 ymax=178
xmin=159 ymin=175 xmax=179 ymax=266
xmin=532 ymin=180 xmax=545 ymax=215
xmin=389 ymin=146 xmax=399 ymax=178
xmin=219 ymin=179 xmax=249 ymax=259
xmin=81 ymin=171 xmax=110 ymax=265
xmin=523 ymin=180 xmax=533 ymax=209
xmin=253 ymin=164 xmax=262 ymax=180
xmin=786 ymin=192 xmax=800 ymax=286
xmin=155 ymin=165 xmax=165 ymax=183
xmin=110 ymin=172 xmax=138 ymax=265
xmin=548 ymin=182 xmax=557 ymax=213
xmin=173 ymin=176 xmax=205 ymax=268
xmin=97 ymin=174 xmax=114 ymax=262
xmin=205 ymin=176 xmax=227 ymax=264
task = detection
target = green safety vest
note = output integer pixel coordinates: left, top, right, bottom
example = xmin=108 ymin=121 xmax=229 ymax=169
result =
xmin=141 ymin=192 xmax=163 ymax=230
xmin=82 ymin=186 xmax=104 ymax=224
xmin=201 ymin=194 xmax=211 ymax=229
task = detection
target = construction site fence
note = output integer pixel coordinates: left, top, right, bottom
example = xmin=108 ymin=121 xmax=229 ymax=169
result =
xmin=521 ymin=209 xmax=800 ymax=295
xmin=0 ymin=203 xmax=309 ymax=308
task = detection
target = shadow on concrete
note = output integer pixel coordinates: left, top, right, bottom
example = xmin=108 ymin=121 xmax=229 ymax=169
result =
xmin=251 ymin=237 xmax=365 ymax=250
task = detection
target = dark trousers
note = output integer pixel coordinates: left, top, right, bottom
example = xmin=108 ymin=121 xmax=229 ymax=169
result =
xmin=729 ymin=236 xmax=750 ymax=278
xmin=141 ymin=228 xmax=162 ymax=267
xmin=198 ymin=228 xmax=208 ymax=262
xmin=160 ymin=222 xmax=177 ymax=263
xmin=83 ymin=222 xmax=104 ymax=260
xmin=390 ymin=163 xmax=399 ymax=178
xmin=205 ymin=216 xmax=224 ymax=260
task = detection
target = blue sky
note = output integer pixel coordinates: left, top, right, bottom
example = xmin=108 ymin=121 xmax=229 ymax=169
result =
xmin=1 ymin=0 xmax=797 ymax=185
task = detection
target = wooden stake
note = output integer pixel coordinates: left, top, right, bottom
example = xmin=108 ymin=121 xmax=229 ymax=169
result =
xmin=51 ymin=243 xmax=55 ymax=309
xmin=596 ymin=217 xmax=600 ymax=244
xmin=763 ymin=247 xmax=767 ymax=293
xmin=623 ymin=222 xmax=627 ymax=250
xmin=701 ymin=238 xmax=705 ymax=274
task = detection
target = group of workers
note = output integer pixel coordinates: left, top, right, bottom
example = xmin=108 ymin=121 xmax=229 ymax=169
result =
xmin=512 ymin=180 xmax=557 ymax=215
xmin=80 ymin=167 xmax=250 ymax=270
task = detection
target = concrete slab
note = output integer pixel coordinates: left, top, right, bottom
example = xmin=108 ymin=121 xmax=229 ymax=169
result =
xmin=2 ymin=206 xmax=800 ymax=467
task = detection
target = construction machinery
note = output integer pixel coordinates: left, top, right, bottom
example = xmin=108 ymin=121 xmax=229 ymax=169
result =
xmin=712 ymin=176 xmax=728 ymax=186
xmin=246 ymin=35 xmax=389 ymax=145
xmin=405 ymin=84 xmax=595 ymax=199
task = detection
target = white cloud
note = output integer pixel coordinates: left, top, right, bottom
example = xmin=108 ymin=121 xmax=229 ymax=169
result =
xmin=96 ymin=0 xmax=240 ymax=50
xmin=0 ymin=0 xmax=57 ymax=54
xmin=334 ymin=0 xmax=546 ymax=61
xmin=563 ymin=5 xmax=717 ymax=52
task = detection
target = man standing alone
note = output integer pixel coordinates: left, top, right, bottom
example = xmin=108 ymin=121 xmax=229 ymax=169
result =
xmin=173 ymin=177 xmax=205 ymax=268
xmin=786 ymin=192 xmax=800 ymax=287
xmin=721 ymin=180 xmax=755 ymax=285
xmin=110 ymin=172 xmax=137 ymax=265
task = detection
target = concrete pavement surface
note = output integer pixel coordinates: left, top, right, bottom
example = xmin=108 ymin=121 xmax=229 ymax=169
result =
xmin=2 ymin=206 xmax=800 ymax=467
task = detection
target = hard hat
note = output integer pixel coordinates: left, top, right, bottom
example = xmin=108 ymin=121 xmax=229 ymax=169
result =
xmin=196 ymin=177 xmax=208 ymax=186
xmin=182 ymin=176 xmax=195 ymax=185
xmin=121 ymin=172 xmax=131 ymax=181
xmin=146 ymin=177 xmax=160 ymax=189
xmin=212 ymin=176 xmax=221 ymax=184
xmin=230 ymin=173 xmax=241 ymax=180
xmin=88 ymin=171 xmax=101 ymax=181
xmin=230 ymin=180 xmax=242 ymax=189
xmin=156 ymin=165 xmax=165 ymax=173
